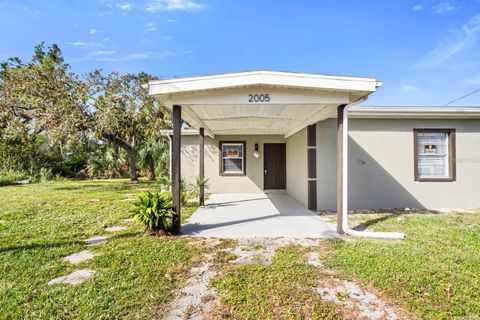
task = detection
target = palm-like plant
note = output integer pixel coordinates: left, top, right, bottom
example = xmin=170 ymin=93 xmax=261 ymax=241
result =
xmin=132 ymin=192 xmax=173 ymax=231
xmin=86 ymin=146 xmax=127 ymax=178
xmin=195 ymin=176 xmax=209 ymax=205
xmin=138 ymin=137 xmax=166 ymax=180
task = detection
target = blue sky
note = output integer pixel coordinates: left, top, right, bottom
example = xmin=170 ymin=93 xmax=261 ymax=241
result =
xmin=1 ymin=0 xmax=480 ymax=106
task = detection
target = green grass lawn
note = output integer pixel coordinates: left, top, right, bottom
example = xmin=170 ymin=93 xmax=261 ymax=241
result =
xmin=0 ymin=179 xmax=201 ymax=319
xmin=320 ymin=212 xmax=480 ymax=319
xmin=2 ymin=180 xmax=480 ymax=319
xmin=212 ymin=246 xmax=343 ymax=319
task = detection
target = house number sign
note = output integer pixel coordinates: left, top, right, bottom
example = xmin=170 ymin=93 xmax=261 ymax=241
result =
xmin=248 ymin=93 xmax=270 ymax=103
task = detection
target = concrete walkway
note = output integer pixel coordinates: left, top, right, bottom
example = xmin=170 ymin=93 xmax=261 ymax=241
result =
xmin=182 ymin=193 xmax=338 ymax=238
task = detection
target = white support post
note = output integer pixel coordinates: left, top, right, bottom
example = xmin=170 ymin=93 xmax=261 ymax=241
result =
xmin=342 ymin=105 xmax=349 ymax=231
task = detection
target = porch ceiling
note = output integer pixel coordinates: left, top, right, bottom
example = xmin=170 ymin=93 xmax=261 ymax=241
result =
xmin=148 ymin=71 xmax=381 ymax=138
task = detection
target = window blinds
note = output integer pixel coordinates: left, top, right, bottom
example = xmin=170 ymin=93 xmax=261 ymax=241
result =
xmin=417 ymin=132 xmax=448 ymax=178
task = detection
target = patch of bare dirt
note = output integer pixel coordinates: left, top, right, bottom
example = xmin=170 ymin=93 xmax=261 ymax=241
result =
xmin=307 ymin=250 xmax=413 ymax=320
xmin=160 ymin=239 xmax=222 ymax=320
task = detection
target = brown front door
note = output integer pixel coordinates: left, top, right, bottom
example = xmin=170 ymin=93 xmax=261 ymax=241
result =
xmin=264 ymin=143 xmax=286 ymax=189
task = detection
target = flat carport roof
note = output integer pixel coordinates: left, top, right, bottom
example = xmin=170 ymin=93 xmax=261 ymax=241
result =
xmin=147 ymin=70 xmax=403 ymax=239
xmin=147 ymin=70 xmax=381 ymax=138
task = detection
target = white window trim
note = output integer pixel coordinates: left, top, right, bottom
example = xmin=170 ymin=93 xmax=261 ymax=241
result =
xmin=220 ymin=142 xmax=245 ymax=175
xmin=417 ymin=132 xmax=449 ymax=179
xmin=414 ymin=129 xmax=456 ymax=182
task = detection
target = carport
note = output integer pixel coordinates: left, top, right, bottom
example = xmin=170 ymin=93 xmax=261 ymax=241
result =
xmin=148 ymin=70 xmax=403 ymax=238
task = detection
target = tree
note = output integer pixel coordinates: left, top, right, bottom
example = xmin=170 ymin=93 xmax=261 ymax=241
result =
xmin=138 ymin=137 xmax=161 ymax=180
xmin=0 ymin=43 xmax=86 ymax=177
xmin=85 ymin=71 xmax=165 ymax=180
xmin=0 ymin=43 xmax=168 ymax=181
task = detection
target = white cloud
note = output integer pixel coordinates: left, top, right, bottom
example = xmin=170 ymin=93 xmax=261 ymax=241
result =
xmin=117 ymin=2 xmax=132 ymax=11
xmin=99 ymin=0 xmax=114 ymax=8
xmin=67 ymin=41 xmax=101 ymax=47
xmin=15 ymin=3 xmax=40 ymax=16
xmin=432 ymin=2 xmax=455 ymax=14
xmin=399 ymin=84 xmax=420 ymax=92
xmin=167 ymin=19 xmax=175 ymax=22
xmin=67 ymin=41 xmax=88 ymax=46
xmin=417 ymin=14 xmax=480 ymax=68
xmin=146 ymin=22 xmax=157 ymax=32
xmin=92 ymin=51 xmax=173 ymax=61
xmin=127 ymin=53 xmax=148 ymax=59
xmin=146 ymin=0 xmax=206 ymax=12
xmin=90 ymin=50 xmax=116 ymax=56
xmin=412 ymin=4 xmax=424 ymax=11
xmin=89 ymin=28 xmax=101 ymax=35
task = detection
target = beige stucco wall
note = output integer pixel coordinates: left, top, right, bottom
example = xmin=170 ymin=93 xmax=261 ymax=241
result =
xmin=317 ymin=118 xmax=480 ymax=210
xmin=285 ymin=127 xmax=308 ymax=206
xmin=179 ymin=134 xmax=285 ymax=193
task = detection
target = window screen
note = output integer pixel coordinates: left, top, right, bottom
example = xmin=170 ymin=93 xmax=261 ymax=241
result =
xmin=416 ymin=132 xmax=449 ymax=179
xmin=221 ymin=143 xmax=244 ymax=174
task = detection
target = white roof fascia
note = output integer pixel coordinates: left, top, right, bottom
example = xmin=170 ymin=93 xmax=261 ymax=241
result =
xmin=148 ymin=70 xmax=380 ymax=96
xmin=160 ymin=129 xmax=199 ymax=136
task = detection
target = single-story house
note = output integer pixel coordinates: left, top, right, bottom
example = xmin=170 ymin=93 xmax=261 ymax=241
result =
xmin=147 ymin=70 xmax=480 ymax=235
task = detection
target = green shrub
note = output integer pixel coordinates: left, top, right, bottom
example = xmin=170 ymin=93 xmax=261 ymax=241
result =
xmin=133 ymin=192 xmax=174 ymax=231
xmin=52 ymin=156 xmax=88 ymax=179
xmin=0 ymin=171 xmax=29 ymax=186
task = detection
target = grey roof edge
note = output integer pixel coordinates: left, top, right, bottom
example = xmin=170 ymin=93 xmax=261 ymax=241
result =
xmin=350 ymin=105 xmax=480 ymax=118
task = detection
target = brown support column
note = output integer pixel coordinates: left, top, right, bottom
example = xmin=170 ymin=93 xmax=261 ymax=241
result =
xmin=172 ymin=105 xmax=181 ymax=235
xmin=336 ymin=104 xmax=346 ymax=234
xmin=307 ymin=124 xmax=317 ymax=211
xmin=199 ymin=127 xmax=205 ymax=206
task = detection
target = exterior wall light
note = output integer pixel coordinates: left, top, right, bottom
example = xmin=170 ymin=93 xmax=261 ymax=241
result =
xmin=253 ymin=143 xmax=260 ymax=158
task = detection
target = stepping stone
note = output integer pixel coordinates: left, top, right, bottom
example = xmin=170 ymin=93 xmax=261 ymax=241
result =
xmin=48 ymin=269 xmax=95 ymax=285
xmin=307 ymin=252 xmax=323 ymax=268
xmin=83 ymin=236 xmax=109 ymax=245
xmin=105 ymin=226 xmax=127 ymax=232
xmin=63 ymin=250 xmax=95 ymax=265
xmin=14 ymin=179 xmax=30 ymax=185
xmin=124 ymin=218 xmax=134 ymax=223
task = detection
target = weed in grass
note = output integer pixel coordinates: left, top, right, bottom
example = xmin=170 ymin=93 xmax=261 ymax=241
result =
xmin=335 ymin=291 xmax=349 ymax=301
xmin=200 ymin=294 xmax=216 ymax=304
xmin=182 ymin=304 xmax=196 ymax=320
xmin=214 ymin=238 xmax=238 ymax=250
xmin=252 ymin=243 xmax=264 ymax=250
xmin=214 ymin=250 xmax=238 ymax=264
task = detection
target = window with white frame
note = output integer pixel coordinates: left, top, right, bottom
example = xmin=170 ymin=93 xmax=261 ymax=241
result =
xmin=220 ymin=142 xmax=245 ymax=175
xmin=414 ymin=129 xmax=455 ymax=181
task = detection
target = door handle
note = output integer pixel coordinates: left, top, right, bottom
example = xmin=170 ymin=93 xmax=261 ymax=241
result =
xmin=264 ymin=169 xmax=267 ymax=175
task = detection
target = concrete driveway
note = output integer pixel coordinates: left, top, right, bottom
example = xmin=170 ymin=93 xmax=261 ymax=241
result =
xmin=182 ymin=193 xmax=338 ymax=238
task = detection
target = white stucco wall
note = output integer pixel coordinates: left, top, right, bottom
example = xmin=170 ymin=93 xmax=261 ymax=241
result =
xmin=317 ymin=118 xmax=480 ymax=210
xmin=179 ymin=134 xmax=285 ymax=193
